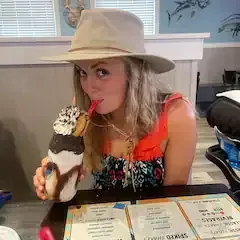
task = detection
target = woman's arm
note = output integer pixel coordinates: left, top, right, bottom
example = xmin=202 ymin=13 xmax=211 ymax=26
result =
xmin=163 ymin=99 xmax=197 ymax=186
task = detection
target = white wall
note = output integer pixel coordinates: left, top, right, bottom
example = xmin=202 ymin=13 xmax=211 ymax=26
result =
xmin=198 ymin=47 xmax=240 ymax=84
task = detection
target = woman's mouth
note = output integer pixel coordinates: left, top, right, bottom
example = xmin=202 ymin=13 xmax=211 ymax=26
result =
xmin=88 ymin=99 xmax=104 ymax=117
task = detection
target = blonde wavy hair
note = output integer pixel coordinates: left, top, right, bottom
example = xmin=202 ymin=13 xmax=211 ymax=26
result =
xmin=73 ymin=57 xmax=172 ymax=172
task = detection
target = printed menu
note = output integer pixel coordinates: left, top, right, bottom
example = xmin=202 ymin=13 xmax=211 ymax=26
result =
xmin=127 ymin=199 xmax=196 ymax=240
xmin=64 ymin=201 xmax=132 ymax=240
xmin=177 ymin=194 xmax=240 ymax=239
xmin=64 ymin=193 xmax=240 ymax=240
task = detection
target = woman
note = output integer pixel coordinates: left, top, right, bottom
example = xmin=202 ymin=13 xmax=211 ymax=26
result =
xmin=33 ymin=8 xmax=197 ymax=200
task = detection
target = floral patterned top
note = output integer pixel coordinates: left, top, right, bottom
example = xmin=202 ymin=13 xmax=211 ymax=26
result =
xmin=93 ymin=93 xmax=184 ymax=190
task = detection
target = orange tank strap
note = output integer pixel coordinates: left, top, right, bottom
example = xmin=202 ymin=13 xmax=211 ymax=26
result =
xmin=132 ymin=93 xmax=184 ymax=161
xmin=158 ymin=92 xmax=184 ymax=141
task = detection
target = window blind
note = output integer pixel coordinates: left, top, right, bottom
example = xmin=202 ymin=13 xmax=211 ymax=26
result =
xmin=0 ymin=0 xmax=57 ymax=37
xmin=95 ymin=0 xmax=155 ymax=35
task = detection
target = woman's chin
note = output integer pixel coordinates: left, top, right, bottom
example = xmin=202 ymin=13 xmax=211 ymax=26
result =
xmin=95 ymin=105 xmax=115 ymax=115
xmin=95 ymin=109 xmax=110 ymax=115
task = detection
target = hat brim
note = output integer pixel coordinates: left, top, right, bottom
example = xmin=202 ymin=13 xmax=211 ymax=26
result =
xmin=40 ymin=50 xmax=175 ymax=74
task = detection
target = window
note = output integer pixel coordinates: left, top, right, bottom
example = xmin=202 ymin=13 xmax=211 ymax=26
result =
xmin=0 ymin=0 xmax=57 ymax=37
xmin=94 ymin=0 xmax=157 ymax=35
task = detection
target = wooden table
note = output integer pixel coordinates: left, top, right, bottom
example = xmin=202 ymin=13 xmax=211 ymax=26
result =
xmin=0 ymin=184 xmax=239 ymax=240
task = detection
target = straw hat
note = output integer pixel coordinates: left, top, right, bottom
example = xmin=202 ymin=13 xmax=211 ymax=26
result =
xmin=41 ymin=8 xmax=175 ymax=74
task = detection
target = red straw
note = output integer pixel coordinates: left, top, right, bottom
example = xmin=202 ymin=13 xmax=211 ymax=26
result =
xmin=88 ymin=99 xmax=102 ymax=118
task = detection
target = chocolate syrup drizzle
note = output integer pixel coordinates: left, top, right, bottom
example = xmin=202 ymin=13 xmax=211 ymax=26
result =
xmin=49 ymin=133 xmax=85 ymax=154
xmin=45 ymin=162 xmax=81 ymax=202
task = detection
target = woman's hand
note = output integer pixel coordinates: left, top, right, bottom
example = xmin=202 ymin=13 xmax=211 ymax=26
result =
xmin=79 ymin=166 xmax=87 ymax=181
xmin=33 ymin=157 xmax=86 ymax=200
xmin=33 ymin=157 xmax=48 ymax=200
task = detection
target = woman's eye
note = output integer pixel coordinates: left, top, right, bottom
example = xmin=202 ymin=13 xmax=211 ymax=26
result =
xmin=96 ymin=69 xmax=109 ymax=78
xmin=79 ymin=69 xmax=87 ymax=77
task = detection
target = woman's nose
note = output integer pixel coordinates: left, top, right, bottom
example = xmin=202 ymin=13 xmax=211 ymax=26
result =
xmin=87 ymin=74 xmax=98 ymax=87
xmin=85 ymin=75 xmax=100 ymax=92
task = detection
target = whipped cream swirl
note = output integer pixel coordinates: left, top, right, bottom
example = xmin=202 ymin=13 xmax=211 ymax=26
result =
xmin=53 ymin=106 xmax=81 ymax=135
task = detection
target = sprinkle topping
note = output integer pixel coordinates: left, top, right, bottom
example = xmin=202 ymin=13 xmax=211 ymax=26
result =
xmin=53 ymin=106 xmax=82 ymax=135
